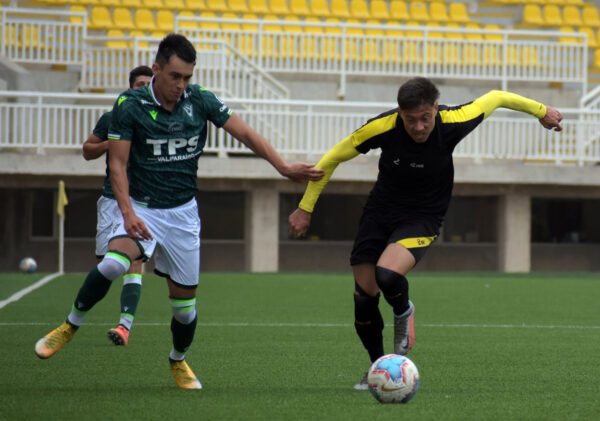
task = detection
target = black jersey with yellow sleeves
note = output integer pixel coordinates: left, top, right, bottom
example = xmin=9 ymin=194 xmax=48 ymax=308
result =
xmin=298 ymin=90 xmax=547 ymax=219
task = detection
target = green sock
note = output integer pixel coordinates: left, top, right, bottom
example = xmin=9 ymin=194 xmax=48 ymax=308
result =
xmin=67 ymin=266 xmax=112 ymax=326
xmin=119 ymin=276 xmax=142 ymax=330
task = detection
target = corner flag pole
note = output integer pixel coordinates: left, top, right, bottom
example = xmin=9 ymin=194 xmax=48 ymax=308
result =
xmin=57 ymin=180 xmax=69 ymax=274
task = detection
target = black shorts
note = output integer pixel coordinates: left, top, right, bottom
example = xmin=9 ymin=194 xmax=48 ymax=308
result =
xmin=350 ymin=207 xmax=442 ymax=266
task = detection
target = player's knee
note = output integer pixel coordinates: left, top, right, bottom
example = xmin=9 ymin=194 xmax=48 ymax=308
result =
xmin=375 ymin=266 xmax=408 ymax=296
xmin=170 ymin=297 xmax=197 ymax=325
xmin=97 ymin=250 xmax=131 ymax=281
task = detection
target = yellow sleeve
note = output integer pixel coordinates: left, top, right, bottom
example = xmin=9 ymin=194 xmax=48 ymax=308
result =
xmin=298 ymin=135 xmax=360 ymax=213
xmin=473 ymin=90 xmax=547 ymax=120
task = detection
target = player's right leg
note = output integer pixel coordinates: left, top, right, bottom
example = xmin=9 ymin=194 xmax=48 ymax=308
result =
xmin=35 ymin=238 xmax=139 ymax=359
xmin=107 ymin=259 xmax=143 ymax=346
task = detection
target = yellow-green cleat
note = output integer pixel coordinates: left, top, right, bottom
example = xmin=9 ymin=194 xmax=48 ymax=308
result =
xmin=35 ymin=321 xmax=76 ymax=359
xmin=169 ymin=359 xmax=202 ymax=389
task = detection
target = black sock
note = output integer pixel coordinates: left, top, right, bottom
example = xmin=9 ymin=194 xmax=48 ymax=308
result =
xmin=354 ymin=283 xmax=384 ymax=362
xmin=375 ymin=266 xmax=409 ymax=316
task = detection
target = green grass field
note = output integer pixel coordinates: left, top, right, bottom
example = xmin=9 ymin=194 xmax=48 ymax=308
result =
xmin=1 ymin=271 xmax=599 ymax=420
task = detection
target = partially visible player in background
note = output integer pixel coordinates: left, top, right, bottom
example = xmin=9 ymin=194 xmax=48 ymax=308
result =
xmin=289 ymin=77 xmax=563 ymax=390
xmin=82 ymin=65 xmax=153 ymax=347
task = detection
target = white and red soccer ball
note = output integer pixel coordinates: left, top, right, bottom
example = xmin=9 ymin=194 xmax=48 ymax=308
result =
xmin=367 ymin=354 xmax=420 ymax=404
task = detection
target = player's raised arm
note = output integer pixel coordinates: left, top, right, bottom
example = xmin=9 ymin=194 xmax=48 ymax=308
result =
xmin=222 ymin=113 xmax=324 ymax=183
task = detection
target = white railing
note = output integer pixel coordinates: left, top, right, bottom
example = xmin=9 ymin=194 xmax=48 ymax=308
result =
xmin=81 ymin=37 xmax=289 ymax=100
xmin=1 ymin=91 xmax=598 ymax=165
xmin=176 ymin=18 xmax=589 ymax=97
xmin=0 ymin=8 xmax=86 ymax=65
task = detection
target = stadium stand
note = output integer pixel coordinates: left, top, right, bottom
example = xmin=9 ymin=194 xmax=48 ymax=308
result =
xmin=389 ymin=1 xmax=410 ymax=22
xmin=290 ymin=0 xmax=310 ymax=17
xmin=368 ymin=0 xmax=388 ymax=21
xmin=349 ymin=0 xmax=370 ymax=20
xmin=329 ymin=0 xmax=350 ymax=19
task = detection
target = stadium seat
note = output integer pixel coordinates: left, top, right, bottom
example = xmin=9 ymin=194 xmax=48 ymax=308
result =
xmin=129 ymin=30 xmax=149 ymax=47
xmin=522 ymin=4 xmax=543 ymax=27
xmin=156 ymin=10 xmax=175 ymax=31
xmin=309 ymin=0 xmax=330 ymax=18
xmin=248 ymin=0 xmax=269 ymax=15
xmin=100 ymin=0 xmax=120 ymax=6
xmin=122 ymin=0 xmax=142 ymax=7
xmin=542 ymin=5 xmax=563 ymax=27
xmin=482 ymin=24 xmax=502 ymax=67
xmin=205 ymin=0 xmax=228 ymax=13
xmin=330 ymin=0 xmax=350 ymax=19
xmin=578 ymin=26 xmax=597 ymax=48
xmin=163 ymin=0 xmax=185 ymax=9
xmin=562 ymin=6 xmax=582 ymax=27
xmin=303 ymin=16 xmax=323 ymax=59
xmin=228 ymin=0 xmax=249 ymax=13
xmin=409 ymin=1 xmax=429 ymax=23
xmin=444 ymin=22 xmax=463 ymax=39
xmin=151 ymin=30 xmax=167 ymax=38
xmin=349 ymin=0 xmax=370 ymax=20
xmin=448 ymin=2 xmax=469 ymax=24
xmin=593 ymin=48 xmax=600 ymax=68
xmin=369 ymin=0 xmax=388 ymax=21
xmin=269 ymin=0 xmax=290 ymax=16
xmin=89 ymin=6 xmax=113 ymax=30
xmin=68 ymin=5 xmax=87 ymax=24
xmin=582 ymin=5 xmax=600 ymax=28
xmin=558 ymin=26 xmax=579 ymax=44
xmin=199 ymin=11 xmax=220 ymax=30
xmin=183 ymin=0 xmax=206 ymax=10
xmin=114 ymin=8 xmax=136 ymax=30
xmin=323 ymin=17 xmax=342 ymax=60
xmin=106 ymin=29 xmax=128 ymax=48
xmin=134 ymin=9 xmax=156 ymax=32
xmin=241 ymin=13 xmax=259 ymax=58
xmin=289 ymin=0 xmax=310 ymax=16
xmin=405 ymin=22 xmax=423 ymax=65
xmin=221 ymin=12 xmax=241 ymax=51
xmin=282 ymin=15 xmax=302 ymax=59
xmin=384 ymin=20 xmax=403 ymax=64
xmin=344 ymin=18 xmax=363 ymax=61
xmin=429 ymin=2 xmax=448 ymax=23
xmin=365 ymin=19 xmax=383 ymax=63
xmin=389 ymin=1 xmax=409 ymax=22
xmin=262 ymin=14 xmax=282 ymax=58
xmin=142 ymin=0 xmax=164 ymax=9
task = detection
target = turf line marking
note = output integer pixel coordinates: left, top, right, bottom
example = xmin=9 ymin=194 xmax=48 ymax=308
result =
xmin=0 ymin=272 xmax=63 ymax=310
xmin=1 ymin=321 xmax=600 ymax=329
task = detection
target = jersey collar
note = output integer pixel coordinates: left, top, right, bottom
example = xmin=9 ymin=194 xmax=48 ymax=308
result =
xmin=148 ymin=77 xmax=191 ymax=108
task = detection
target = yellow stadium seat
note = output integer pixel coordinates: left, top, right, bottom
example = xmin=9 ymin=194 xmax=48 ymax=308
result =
xmin=248 ymin=0 xmax=269 ymax=14
xmin=69 ymin=6 xmax=86 ymax=24
xmin=106 ymin=29 xmax=127 ymax=48
xmin=448 ymin=2 xmax=469 ymax=24
xmin=228 ymin=0 xmax=249 ymax=13
xmin=543 ymin=5 xmax=563 ymax=27
xmin=135 ymin=9 xmax=155 ymax=32
xmin=594 ymin=48 xmax=600 ymax=68
xmin=121 ymin=0 xmax=142 ymax=7
xmin=156 ymin=10 xmax=175 ymax=31
xmin=205 ymin=0 xmax=227 ymax=13
xmin=323 ymin=17 xmax=342 ymax=60
xmin=290 ymin=0 xmax=310 ymax=16
xmin=183 ymin=0 xmax=206 ymax=10
xmin=344 ymin=18 xmax=363 ymax=61
xmin=303 ymin=16 xmax=322 ymax=59
xmin=242 ymin=13 xmax=259 ymax=30
xmin=558 ymin=26 xmax=578 ymax=44
xmin=369 ymin=0 xmax=388 ymax=21
xmin=410 ymin=1 xmax=429 ymax=22
xmin=199 ymin=11 xmax=220 ymax=29
xmin=349 ymin=0 xmax=370 ymax=20
xmin=444 ymin=22 xmax=463 ymax=40
xmin=240 ymin=13 xmax=259 ymax=58
xmin=364 ymin=19 xmax=383 ymax=63
xmin=389 ymin=1 xmax=409 ymax=22
xmin=309 ymin=0 xmax=330 ymax=18
xmin=100 ymin=0 xmax=120 ymax=6
xmin=522 ymin=4 xmax=543 ymax=27
xmin=142 ymin=0 xmax=164 ymax=9
xmin=221 ymin=12 xmax=241 ymax=30
xmin=330 ymin=0 xmax=350 ymax=19
xmin=269 ymin=0 xmax=290 ymax=15
xmin=78 ymin=0 xmax=98 ymax=6
xmin=114 ymin=8 xmax=136 ymax=30
xmin=563 ymin=6 xmax=582 ymax=27
xmin=464 ymin=21 xmax=482 ymax=40
xmin=282 ymin=15 xmax=302 ymax=59
xmin=89 ymin=6 xmax=113 ymax=30
xmin=262 ymin=14 xmax=282 ymax=58
xmin=130 ymin=30 xmax=150 ymax=48
xmin=482 ymin=24 xmax=502 ymax=67
xmin=578 ymin=26 xmax=597 ymax=48
xmin=429 ymin=2 xmax=448 ymax=23
xmin=582 ymin=5 xmax=600 ymax=28
xmin=405 ymin=21 xmax=423 ymax=64
xmin=151 ymin=30 xmax=167 ymax=38
xmin=163 ymin=0 xmax=185 ymax=9
xmin=384 ymin=20 xmax=403 ymax=64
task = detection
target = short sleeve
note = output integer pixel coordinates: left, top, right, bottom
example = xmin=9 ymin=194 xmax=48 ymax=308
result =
xmin=108 ymin=93 xmax=135 ymax=141
xmin=195 ymin=86 xmax=232 ymax=128
xmin=92 ymin=111 xmax=111 ymax=141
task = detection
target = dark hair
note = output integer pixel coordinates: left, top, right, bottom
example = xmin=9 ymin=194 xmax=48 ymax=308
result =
xmin=397 ymin=77 xmax=440 ymax=110
xmin=155 ymin=33 xmax=196 ymax=66
xmin=128 ymin=65 xmax=153 ymax=88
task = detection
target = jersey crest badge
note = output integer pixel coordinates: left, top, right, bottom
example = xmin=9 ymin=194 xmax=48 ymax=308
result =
xmin=183 ymin=104 xmax=193 ymax=118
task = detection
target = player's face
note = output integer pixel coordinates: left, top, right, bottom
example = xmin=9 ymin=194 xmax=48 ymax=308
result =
xmin=398 ymin=103 xmax=438 ymax=143
xmin=131 ymin=75 xmax=152 ymax=89
xmin=152 ymin=55 xmax=194 ymax=107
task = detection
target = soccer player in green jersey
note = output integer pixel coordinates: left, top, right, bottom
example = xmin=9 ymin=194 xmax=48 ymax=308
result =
xmin=35 ymin=34 xmax=324 ymax=389
xmin=82 ymin=65 xmax=153 ymax=347
xmin=288 ymin=77 xmax=563 ymax=389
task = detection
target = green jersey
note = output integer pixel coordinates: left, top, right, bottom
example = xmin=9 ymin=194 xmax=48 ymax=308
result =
xmin=108 ymin=83 xmax=232 ymax=208
xmin=92 ymin=111 xmax=115 ymax=199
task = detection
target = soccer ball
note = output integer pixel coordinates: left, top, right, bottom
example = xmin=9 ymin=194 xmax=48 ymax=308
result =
xmin=19 ymin=257 xmax=37 ymax=273
xmin=367 ymin=354 xmax=420 ymax=404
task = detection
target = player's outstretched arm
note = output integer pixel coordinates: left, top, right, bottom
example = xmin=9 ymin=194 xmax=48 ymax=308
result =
xmin=108 ymin=139 xmax=152 ymax=241
xmin=82 ymin=134 xmax=108 ymax=161
xmin=222 ymin=113 xmax=324 ymax=182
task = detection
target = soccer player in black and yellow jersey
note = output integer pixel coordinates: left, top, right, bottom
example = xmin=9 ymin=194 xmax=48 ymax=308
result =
xmin=288 ymin=77 xmax=563 ymax=389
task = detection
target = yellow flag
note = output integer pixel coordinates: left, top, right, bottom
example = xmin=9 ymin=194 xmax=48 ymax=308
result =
xmin=57 ymin=180 xmax=68 ymax=218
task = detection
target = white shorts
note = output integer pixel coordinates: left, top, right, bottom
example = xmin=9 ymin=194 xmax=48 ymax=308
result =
xmin=110 ymin=197 xmax=201 ymax=288
xmin=96 ymin=196 xmax=121 ymax=257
